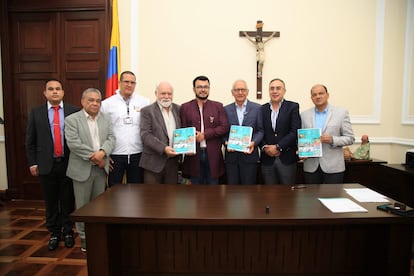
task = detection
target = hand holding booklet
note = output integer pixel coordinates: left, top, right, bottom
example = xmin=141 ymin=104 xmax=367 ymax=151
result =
xmin=227 ymin=125 xmax=253 ymax=153
xmin=173 ymin=127 xmax=196 ymax=154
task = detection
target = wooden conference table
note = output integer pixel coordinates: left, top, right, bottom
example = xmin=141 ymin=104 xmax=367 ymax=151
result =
xmin=71 ymin=183 xmax=414 ymax=275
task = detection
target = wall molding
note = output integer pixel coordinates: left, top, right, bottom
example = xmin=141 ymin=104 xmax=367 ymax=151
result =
xmin=369 ymin=137 xmax=414 ymax=146
xmin=350 ymin=0 xmax=385 ymax=124
xmin=402 ymin=0 xmax=414 ymax=125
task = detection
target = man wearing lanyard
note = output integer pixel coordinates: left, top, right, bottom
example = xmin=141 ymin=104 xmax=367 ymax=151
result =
xmin=101 ymin=71 xmax=150 ymax=186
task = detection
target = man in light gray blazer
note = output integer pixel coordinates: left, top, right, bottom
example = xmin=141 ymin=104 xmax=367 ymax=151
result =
xmin=65 ymin=88 xmax=115 ymax=252
xmin=139 ymin=81 xmax=181 ymax=184
xmin=300 ymin=84 xmax=354 ymax=184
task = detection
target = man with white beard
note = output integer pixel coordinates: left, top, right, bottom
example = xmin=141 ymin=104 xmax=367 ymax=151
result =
xmin=139 ymin=81 xmax=181 ymax=184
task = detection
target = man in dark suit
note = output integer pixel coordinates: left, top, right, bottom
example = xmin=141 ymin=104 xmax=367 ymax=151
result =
xmin=26 ymin=79 xmax=80 ymax=250
xmin=140 ymin=81 xmax=181 ymax=184
xmin=180 ymin=75 xmax=229 ymax=184
xmin=260 ymin=78 xmax=301 ymax=184
xmin=224 ymin=79 xmax=264 ymax=184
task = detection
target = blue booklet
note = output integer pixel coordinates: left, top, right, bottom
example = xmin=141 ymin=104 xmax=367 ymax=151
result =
xmin=298 ymin=128 xmax=322 ymax=157
xmin=173 ymin=127 xmax=196 ymax=154
xmin=227 ymin=125 xmax=253 ymax=153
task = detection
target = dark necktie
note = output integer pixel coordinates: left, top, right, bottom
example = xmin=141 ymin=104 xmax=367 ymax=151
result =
xmin=53 ymin=106 xmax=62 ymax=157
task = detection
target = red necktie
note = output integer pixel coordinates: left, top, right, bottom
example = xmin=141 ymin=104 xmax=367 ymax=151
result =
xmin=53 ymin=106 xmax=62 ymax=157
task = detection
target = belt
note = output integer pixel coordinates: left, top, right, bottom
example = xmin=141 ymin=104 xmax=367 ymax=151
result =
xmin=53 ymin=157 xmax=64 ymax=163
xmin=200 ymin=148 xmax=207 ymax=151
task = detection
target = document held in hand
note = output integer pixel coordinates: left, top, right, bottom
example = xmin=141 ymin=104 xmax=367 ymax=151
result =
xmin=173 ymin=127 xmax=196 ymax=154
xmin=227 ymin=125 xmax=253 ymax=153
xmin=298 ymin=128 xmax=322 ymax=158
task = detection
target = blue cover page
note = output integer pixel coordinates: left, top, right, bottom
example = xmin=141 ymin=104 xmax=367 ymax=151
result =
xmin=173 ymin=127 xmax=196 ymax=154
xmin=227 ymin=125 xmax=253 ymax=153
xmin=298 ymin=128 xmax=322 ymax=157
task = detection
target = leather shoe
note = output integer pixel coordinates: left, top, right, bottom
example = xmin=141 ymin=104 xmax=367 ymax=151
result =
xmin=64 ymin=234 xmax=74 ymax=248
xmin=80 ymin=238 xmax=87 ymax=252
xmin=48 ymin=236 xmax=60 ymax=251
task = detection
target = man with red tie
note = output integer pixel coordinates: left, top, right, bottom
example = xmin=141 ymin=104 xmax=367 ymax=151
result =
xmin=26 ymin=79 xmax=80 ymax=251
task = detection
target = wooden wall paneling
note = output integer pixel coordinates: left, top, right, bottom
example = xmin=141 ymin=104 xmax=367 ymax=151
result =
xmin=61 ymin=11 xmax=106 ymax=102
xmin=11 ymin=13 xmax=57 ymax=73
xmin=19 ymin=78 xmax=53 ymax=199
xmin=7 ymin=0 xmax=106 ymax=12
xmin=9 ymin=12 xmax=58 ymax=199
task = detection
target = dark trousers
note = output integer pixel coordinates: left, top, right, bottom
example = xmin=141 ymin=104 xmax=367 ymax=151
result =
xmin=304 ymin=165 xmax=344 ymax=184
xmin=191 ymin=149 xmax=218 ymax=185
xmin=226 ymin=156 xmax=258 ymax=184
xmin=144 ymin=157 xmax=179 ymax=184
xmin=39 ymin=160 xmax=74 ymax=237
xmin=261 ymin=157 xmax=297 ymax=185
xmin=108 ymin=153 xmax=143 ymax=186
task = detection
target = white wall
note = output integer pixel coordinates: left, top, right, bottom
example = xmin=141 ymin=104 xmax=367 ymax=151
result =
xmin=121 ymin=0 xmax=414 ymax=162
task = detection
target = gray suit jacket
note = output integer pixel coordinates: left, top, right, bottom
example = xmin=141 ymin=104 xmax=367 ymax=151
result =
xmin=64 ymin=110 xmax=116 ymax=182
xmin=139 ymin=102 xmax=181 ymax=173
xmin=301 ymin=104 xmax=355 ymax=173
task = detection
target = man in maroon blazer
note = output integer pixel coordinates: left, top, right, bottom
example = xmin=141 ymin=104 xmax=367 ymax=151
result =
xmin=180 ymin=76 xmax=229 ymax=184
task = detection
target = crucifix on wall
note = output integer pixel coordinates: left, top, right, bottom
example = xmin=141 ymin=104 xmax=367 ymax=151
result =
xmin=240 ymin=20 xmax=280 ymax=99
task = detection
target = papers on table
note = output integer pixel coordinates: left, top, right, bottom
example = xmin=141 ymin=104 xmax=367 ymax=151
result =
xmin=319 ymin=188 xmax=389 ymax=213
xmin=344 ymin=188 xmax=389 ymax=203
xmin=318 ymin=198 xmax=368 ymax=213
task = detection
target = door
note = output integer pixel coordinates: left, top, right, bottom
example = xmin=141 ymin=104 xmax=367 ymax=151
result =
xmin=1 ymin=0 xmax=109 ymax=199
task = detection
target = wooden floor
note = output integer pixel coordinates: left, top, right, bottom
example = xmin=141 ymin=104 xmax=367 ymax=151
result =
xmin=0 ymin=199 xmax=413 ymax=276
xmin=0 ymin=200 xmax=87 ymax=275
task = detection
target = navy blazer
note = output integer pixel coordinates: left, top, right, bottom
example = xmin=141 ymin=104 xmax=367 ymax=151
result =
xmin=260 ymin=100 xmax=301 ymax=166
xmin=224 ymin=100 xmax=264 ymax=164
xmin=26 ymin=103 xmax=80 ymax=175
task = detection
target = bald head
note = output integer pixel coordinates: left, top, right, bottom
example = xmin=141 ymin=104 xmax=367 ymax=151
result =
xmin=361 ymin=135 xmax=369 ymax=144
xmin=310 ymin=84 xmax=329 ymax=111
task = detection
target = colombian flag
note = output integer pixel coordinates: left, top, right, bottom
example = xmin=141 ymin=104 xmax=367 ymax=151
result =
xmin=106 ymin=0 xmax=120 ymax=98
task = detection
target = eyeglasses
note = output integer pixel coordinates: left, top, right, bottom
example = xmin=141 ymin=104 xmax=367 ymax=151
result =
xmin=232 ymin=88 xmax=249 ymax=93
xmin=270 ymin=86 xmax=284 ymax=91
xmin=121 ymin=80 xmax=136 ymax=85
xmin=195 ymin=85 xmax=210 ymax=90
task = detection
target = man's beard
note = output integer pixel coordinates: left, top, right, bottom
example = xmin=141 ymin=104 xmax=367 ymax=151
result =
xmin=196 ymin=94 xmax=208 ymax=100
xmin=159 ymin=99 xmax=172 ymax=108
